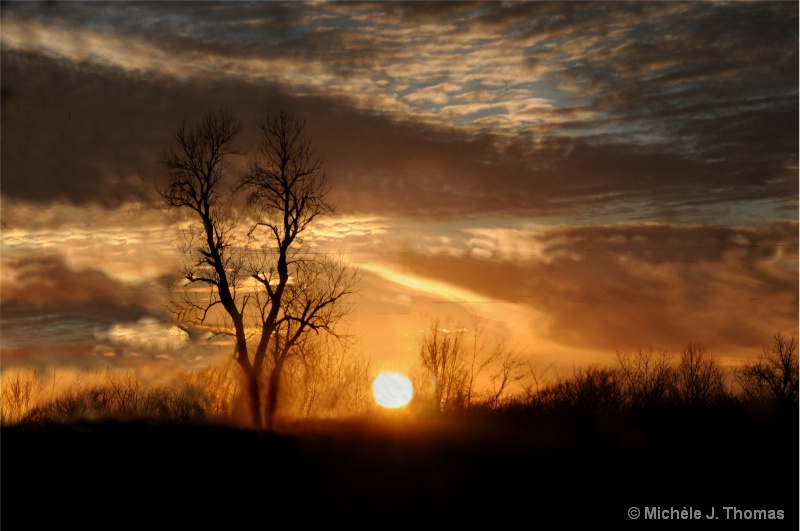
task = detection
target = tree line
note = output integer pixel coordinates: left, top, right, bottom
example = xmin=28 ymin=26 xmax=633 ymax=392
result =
xmin=412 ymin=322 xmax=798 ymax=417
xmin=3 ymin=331 xmax=795 ymax=427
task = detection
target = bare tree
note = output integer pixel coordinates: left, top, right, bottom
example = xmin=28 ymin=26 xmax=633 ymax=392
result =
xmin=158 ymin=109 xmax=357 ymax=428
xmin=487 ymin=346 xmax=526 ymax=408
xmin=284 ymin=336 xmax=371 ymax=419
xmin=419 ymin=318 xmax=468 ymax=412
xmin=521 ymin=360 xmax=554 ymax=409
xmin=615 ymin=347 xmax=676 ymax=410
xmin=418 ymin=315 xmax=527 ymax=412
xmin=537 ymin=365 xmax=623 ymax=415
xmin=462 ymin=314 xmax=498 ymax=408
xmin=675 ymin=343 xmax=726 ymax=408
xmin=736 ymin=333 xmax=798 ymax=409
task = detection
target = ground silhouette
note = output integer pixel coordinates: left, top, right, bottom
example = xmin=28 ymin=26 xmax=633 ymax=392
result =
xmin=2 ymin=405 xmax=796 ymax=528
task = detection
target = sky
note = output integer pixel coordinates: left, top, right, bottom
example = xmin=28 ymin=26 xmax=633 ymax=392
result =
xmin=1 ymin=1 xmax=797 ymax=382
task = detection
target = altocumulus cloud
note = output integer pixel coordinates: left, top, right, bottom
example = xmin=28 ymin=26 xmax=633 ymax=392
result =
xmin=1 ymin=1 xmax=796 ymax=222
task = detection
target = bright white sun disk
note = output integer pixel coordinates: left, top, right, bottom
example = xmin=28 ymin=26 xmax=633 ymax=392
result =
xmin=372 ymin=372 xmax=414 ymax=409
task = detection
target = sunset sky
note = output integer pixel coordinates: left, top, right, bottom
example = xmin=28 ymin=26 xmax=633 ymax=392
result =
xmin=1 ymin=1 xmax=797 ymax=382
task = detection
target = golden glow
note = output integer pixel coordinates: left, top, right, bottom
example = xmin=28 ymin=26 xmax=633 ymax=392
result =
xmin=372 ymin=372 xmax=414 ymax=409
xmin=359 ymin=262 xmax=487 ymax=303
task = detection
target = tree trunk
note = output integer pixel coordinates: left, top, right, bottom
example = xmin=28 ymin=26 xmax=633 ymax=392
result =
xmin=241 ymin=365 xmax=263 ymax=429
xmin=265 ymin=360 xmax=284 ymax=429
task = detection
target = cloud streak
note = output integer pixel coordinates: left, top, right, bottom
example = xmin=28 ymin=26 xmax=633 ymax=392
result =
xmin=379 ymin=220 xmax=798 ymax=358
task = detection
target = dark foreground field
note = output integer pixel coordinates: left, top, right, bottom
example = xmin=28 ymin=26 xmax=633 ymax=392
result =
xmin=3 ymin=409 xmax=797 ymax=528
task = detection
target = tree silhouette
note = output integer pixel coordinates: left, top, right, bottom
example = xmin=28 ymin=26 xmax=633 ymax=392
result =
xmin=615 ymin=347 xmax=675 ymax=410
xmin=283 ymin=336 xmax=371 ymax=419
xmin=487 ymin=346 xmax=526 ymax=408
xmin=675 ymin=343 xmax=726 ymax=409
xmin=419 ymin=318 xmax=467 ymax=412
xmin=418 ymin=315 xmax=526 ymax=412
xmin=736 ymin=333 xmax=798 ymax=409
xmin=158 ymin=109 xmax=357 ymax=428
xmin=539 ymin=366 xmax=623 ymax=415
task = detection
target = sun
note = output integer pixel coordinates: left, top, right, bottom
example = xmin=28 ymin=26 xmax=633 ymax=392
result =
xmin=372 ymin=372 xmax=414 ymax=409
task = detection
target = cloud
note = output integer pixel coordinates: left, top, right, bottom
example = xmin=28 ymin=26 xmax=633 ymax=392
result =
xmin=0 ymin=253 xmax=159 ymax=364
xmin=1 ymin=253 xmax=155 ymax=311
xmin=3 ymin=2 xmax=794 ymax=137
xmin=0 ymin=250 xmax=233 ymax=369
xmin=96 ymin=317 xmax=190 ymax=358
xmin=1 ymin=200 xmax=183 ymax=282
xmin=373 ymin=220 xmax=799 ymax=361
xmin=1 ymin=0 xmax=795 ymax=223
xmin=2 ymin=51 xmax=791 ymax=224
xmin=0 ymin=2 xmax=795 ymax=373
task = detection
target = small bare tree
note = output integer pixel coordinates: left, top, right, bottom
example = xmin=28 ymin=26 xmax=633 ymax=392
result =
xmin=487 ymin=346 xmax=526 ymax=408
xmin=158 ymin=109 xmax=357 ymax=429
xmin=418 ymin=315 xmax=527 ymax=412
xmin=521 ymin=360 xmax=554 ymax=409
xmin=283 ymin=336 xmax=371 ymax=419
xmin=736 ymin=333 xmax=798 ymax=408
xmin=675 ymin=343 xmax=726 ymax=408
xmin=538 ymin=366 xmax=623 ymax=415
xmin=462 ymin=314 xmax=499 ymax=408
xmin=419 ymin=318 xmax=468 ymax=412
xmin=615 ymin=347 xmax=675 ymax=410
